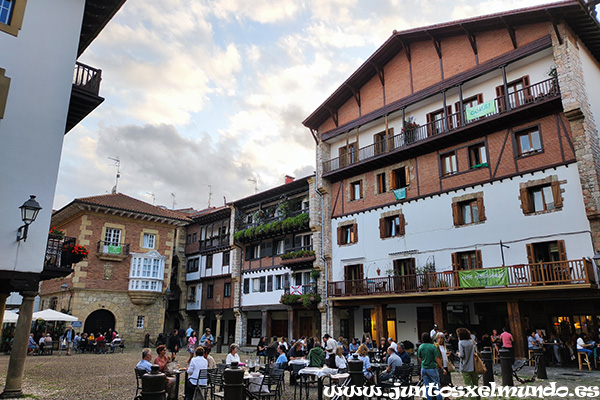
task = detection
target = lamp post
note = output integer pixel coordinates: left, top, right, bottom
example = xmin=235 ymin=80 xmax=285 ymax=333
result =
xmin=16 ymin=195 xmax=42 ymax=242
xmin=60 ymin=284 xmax=73 ymax=314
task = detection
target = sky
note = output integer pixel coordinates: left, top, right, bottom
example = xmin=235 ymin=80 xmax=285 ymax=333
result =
xmin=54 ymin=0 xmax=562 ymax=212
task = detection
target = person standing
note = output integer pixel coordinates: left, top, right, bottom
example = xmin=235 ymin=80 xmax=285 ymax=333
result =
xmin=186 ymin=325 xmax=194 ymax=340
xmin=168 ymin=329 xmax=180 ymax=355
xmin=500 ymin=327 xmax=514 ymax=364
xmin=457 ymin=328 xmax=480 ymax=400
xmin=308 ymin=341 xmax=325 ymax=367
xmin=430 ymin=325 xmax=439 ymax=341
xmin=200 ymin=328 xmax=214 ymax=347
xmin=417 ymin=332 xmax=444 ymax=400
xmin=434 ymin=332 xmax=452 ymax=387
xmin=323 ymin=334 xmax=337 ymax=367
xmin=65 ymin=325 xmax=74 ymax=356
xmin=187 ymin=331 xmax=198 ymax=363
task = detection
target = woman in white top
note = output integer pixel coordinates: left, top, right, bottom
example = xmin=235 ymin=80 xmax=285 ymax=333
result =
xmin=334 ymin=346 xmax=348 ymax=370
xmin=576 ymin=334 xmax=594 ymax=356
xmin=226 ymin=343 xmax=241 ymax=365
xmin=435 ymin=332 xmax=452 ymax=387
xmin=187 ymin=347 xmax=208 ymax=389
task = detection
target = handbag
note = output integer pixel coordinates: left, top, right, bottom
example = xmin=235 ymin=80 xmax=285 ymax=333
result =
xmin=473 ymin=352 xmax=487 ymax=374
xmin=447 ymin=360 xmax=455 ymax=372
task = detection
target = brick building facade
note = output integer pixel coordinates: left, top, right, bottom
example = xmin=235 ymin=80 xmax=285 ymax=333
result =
xmin=39 ymin=194 xmax=189 ymax=345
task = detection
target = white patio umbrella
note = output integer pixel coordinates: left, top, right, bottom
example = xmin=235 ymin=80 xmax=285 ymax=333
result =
xmin=32 ymin=309 xmax=78 ymax=322
xmin=3 ymin=310 xmax=18 ymax=324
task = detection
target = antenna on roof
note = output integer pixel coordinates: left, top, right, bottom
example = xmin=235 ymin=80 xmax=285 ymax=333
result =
xmin=223 ymin=196 xmax=227 ymax=206
xmin=108 ymin=156 xmax=121 ymax=194
xmin=248 ymin=177 xmax=258 ymax=194
xmin=203 ymin=184 xmax=212 ymax=207
xmin=171 ymin=193 xmax=177 ymax=210
xmin=146 ymin=192 xmax=156 ymax=205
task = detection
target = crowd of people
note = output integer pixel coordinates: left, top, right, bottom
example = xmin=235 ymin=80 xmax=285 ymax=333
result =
xmin=27 ymin=326 xmax=122 ymax=355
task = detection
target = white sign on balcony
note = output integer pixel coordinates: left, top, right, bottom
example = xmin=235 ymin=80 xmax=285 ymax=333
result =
xmin=466 ymin=100 xmax=496 ymax=121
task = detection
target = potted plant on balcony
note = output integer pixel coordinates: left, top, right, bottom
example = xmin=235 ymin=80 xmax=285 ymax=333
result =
xmin=49 ymin=227 xmax=65 ymax=238
xmin=62 ymin=243 xmax=89 ymax=264
xmin=401 ymin=117 xmax=420 ymax=144
xmin=310 ymin=269 xmax=320 ymax=281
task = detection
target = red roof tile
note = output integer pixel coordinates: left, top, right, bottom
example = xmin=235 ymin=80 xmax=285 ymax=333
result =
xmin=74 ymin=193 xmax=191 ymax=221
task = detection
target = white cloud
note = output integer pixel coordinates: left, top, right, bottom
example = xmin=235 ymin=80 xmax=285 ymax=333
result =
xmin=212 ymin=0 xmax=303 ymax=23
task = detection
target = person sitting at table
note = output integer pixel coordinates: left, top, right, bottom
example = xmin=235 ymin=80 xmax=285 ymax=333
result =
xmin=380 ymin=346 xmax=403 ymax=382
xmin=28 ymin=333 xmax=38 ymax=355
xmin=378 ymin=337 xmax=388 ymax=358
xmin=307 ymin=337 xmax=315 ymax=352
xmin=535 ymin=330 xmax=546 ymax=348
xmin=388 ymin=337 xmax=398 ymax=353
xmin=364 ymin=336 xmax=373 ymax=350
xmin=491 ymin=329 xmax=501 ymax=353
xmin=308 ymin=340 xmax=325 ymax=367
xmin=204 ymin=346 xmax=216 ymax=369
xmin=397 ymin=343 xmax=411 ymax=365
xmin=226 ymin=343 xmax=241 ymax=365
xmin=275 ymin=344 xmax=288 ymax=369
xmin=528 ymin=331 xmax=542 ymax=351
xmin=257 ymin=336 xmax=267 ymax=357
xmin=153 ymin=345 xmax=177 ymax=400
xmin=38 ymin=335 xmax=46 ymax=353
xmin=279 ymin=337 xmax=289 ymax=351
xmin=154 ymin=344 xmax=175 ymax=372
xmin=354 ymin=344 xmax=373 ymax=380
xmin=186 ymin=347 xmax=208 ymax=400
xmin=44 ymin=333 xmax=53 ymax=353
xmin=335 ymin=346 xmax=348 ymax=371
xmin=136 ymin=348 xmax=154 ymax=372
xmin=342 ymin=339 xmax=350 ymax=357
xmin=269 ymin=336 xmax=279 ymax=349
xmin=576 ymin=333 xmax=594 ymax=356
xmin=96 ymin=332 xmax=106 ymax=353
xmin=289 ymin=340 xmax=305 ymax=360
xmin=547 ymin=332 xmax=562 ymax=365
xmin=349 ymin=338 xmax=359 ymax=353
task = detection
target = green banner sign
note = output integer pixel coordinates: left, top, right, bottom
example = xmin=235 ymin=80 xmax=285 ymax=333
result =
xmin=465 ymin=100 xmax=496 ymax=121
xmin=108 ymin=245 xmax=122 ymax=255
xmin=458 ymin=267 xmax=508 ymax=288
xmin=393 ymin=188 xmax=406 ymax=200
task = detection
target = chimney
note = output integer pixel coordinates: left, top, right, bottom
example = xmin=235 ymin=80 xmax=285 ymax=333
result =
xmin=285 ymin=175 xmax=295 ymax=184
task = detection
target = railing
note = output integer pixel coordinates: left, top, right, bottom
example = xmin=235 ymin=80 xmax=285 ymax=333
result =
xmin=73 ymin=62 xmax=102 ymax=95
xmin=328 ymin=259 xmax=595 ymax=297
xmin=324 ymin=78 xmax=560 ymax=173
xmin=44 ymin=235 xmax=76 ymax=269
xmin=240 ymin=209 xmax=307 ymax=230
xmin=285 ymin=283 xmax=318 ymax=295
xmin=96 ymin=241 xmax=130 ymax=256
xmin=199 ymin=235 xmax=230 ymax=251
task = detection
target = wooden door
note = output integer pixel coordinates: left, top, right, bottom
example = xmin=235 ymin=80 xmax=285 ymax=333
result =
xmin=345 ymin=264 xmax=363 ymax=295
xmin=299 ymin=317 xmax=312 ymax=338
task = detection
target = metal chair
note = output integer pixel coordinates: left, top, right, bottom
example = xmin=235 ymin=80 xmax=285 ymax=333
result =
xmin=207 ymin=368 xmax=224 ymax=400
xmin=265 ymin=346 xmax=278 ymax=364
xmin=192 ymin=369 xmax=210 ymax=400
xmin=134 ymin=368 xmax=146 ymax=399
xmin=290 ymin=364 xmax=305 ymax=400
xmin=246 ymin=369 xmax=284 ymax=400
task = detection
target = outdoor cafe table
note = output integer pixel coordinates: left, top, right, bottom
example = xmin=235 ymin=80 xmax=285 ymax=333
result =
xmin=370 ymin=363 xmax=386 ymax=384
xmin=298 ymin=367 xmax=347 ymax=400
xmin=244 ymin=371 xmax=268 ymax=396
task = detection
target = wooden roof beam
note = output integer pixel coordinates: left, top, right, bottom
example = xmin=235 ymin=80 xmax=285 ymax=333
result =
xmin=545 ymin=9 xmax=563 ymax=45
xmin=425 ymin=31 xmax=442 ymax=59
xmin=460 ymin=24 xmax=478 ymax=56
xmin=345 ymin=83 xmax=361 ymax=108
xmin=325 ymin=106 xmax=339 ymax=127
xmin=394 ymin=36 xmax=411 ymax=63
xmin=501 ymin=17 xmax=518 ymax=49
xmin=369 ymin=62 xmax=385 ymax=86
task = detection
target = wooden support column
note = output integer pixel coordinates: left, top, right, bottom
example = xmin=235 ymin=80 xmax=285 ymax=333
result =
xmin=261 ymin=310 xmax=268 ymax=338
xmin=507 ymin=300 xmax=525 ymax=359
xmin=374 ymin=304 xmax=387 ymax=342
xmin=287 ymin=309 xmax=294 ymax=341
xmin=432 ymin=302 xmax=447 ymax=332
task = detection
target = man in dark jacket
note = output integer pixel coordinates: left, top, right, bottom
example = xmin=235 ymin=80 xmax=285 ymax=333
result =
xmin=168 ymin=329 xmax=179 ymax=354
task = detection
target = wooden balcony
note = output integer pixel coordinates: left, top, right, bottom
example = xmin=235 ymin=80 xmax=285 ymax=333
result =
xmin=186 ymin=236 xmax=230 ymax=255
xmin=40 ymin=235 xmax=77 ymax=281
xmin=328 ymin=259 xmax=598 ymax=298
xmin=65 ymin=62 xmax=104 ymax=133
xmin=96 ymin=240 xmax=130 ymax=261
xmin=323 ymin=78 xmax=560 ymax=179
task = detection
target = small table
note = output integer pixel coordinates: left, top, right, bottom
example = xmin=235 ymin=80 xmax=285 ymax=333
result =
xmin=298 ymin=367 xmax=340 ymax=400
xmin=370 ymin=362 xmax=387 ymax=383
xmin=172 ymin=368 xmax=186 ymax=399
xmin=244 ymin=372 xmax=268 ymax=395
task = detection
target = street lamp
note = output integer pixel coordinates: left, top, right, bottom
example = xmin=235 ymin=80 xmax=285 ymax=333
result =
xmin=61 ymin=283 xmax=73 ymax=314
xmin=17 ymin=195 xmax=42 ymax=242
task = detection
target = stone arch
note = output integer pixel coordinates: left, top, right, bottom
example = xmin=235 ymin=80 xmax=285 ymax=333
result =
xmin=84 ymin=309 xmax=115 ymax=335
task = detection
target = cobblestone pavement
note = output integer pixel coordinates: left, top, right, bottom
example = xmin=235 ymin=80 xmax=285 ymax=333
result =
xmin=1 ymin=350 xmax=600 ymax=399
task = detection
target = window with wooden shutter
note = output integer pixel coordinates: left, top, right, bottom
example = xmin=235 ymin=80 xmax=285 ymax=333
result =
xmin=451 ymin=253 xmax=460 ymax=271
xmin=557 ymin=240 xmax=567 ymax=261
xmin=376 ymin=173 xmax=386 ymax=194
xmin=351 ymin=223 xmax=358 ymax=243
xmin=391 ymin=167 xmax=409 ymax=190
xmin=526 ymin=243 xmax=535 ymax=264
xmin=350 ymin=180 xmax=362 ymax=201
xmin=452 ymin=203 xmax=461 ymax=226
xmin=475 ymin=250 xmax=482 ymax=268
xmin=476 ymin=197 xmax=486 ymax=221
xmin=551 ymin=181 xmax=563 ymax=209
xmin=267 ymin=275 xmax=273 ymax=292
xmin=337 ymin=226 xmax=342 ymax=245
xmin=379 ymin=218 xmax=386 ymax=238
xmin=495 ymin=84 xmax=506 ymax=111
xmin=244 ymin=246 xmax=251 ymax=261
xmin=398 ymin=214 xmax=405 ymax=236
xmin=243 ymin=278 xmax=250 ymax=294
xmin=520 ymin=188 xmax=532 ymax=214
xmin=259 ymin=276 xmax=266 ymax=292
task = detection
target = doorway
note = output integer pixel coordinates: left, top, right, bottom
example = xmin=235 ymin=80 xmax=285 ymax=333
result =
xmin=345 ymin=264 xmax=363 ymax=295
xmin=84 ymin=309 xmax=115 ymax=335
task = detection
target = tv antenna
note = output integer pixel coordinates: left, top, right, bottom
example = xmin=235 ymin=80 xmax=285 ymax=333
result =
xmin=203 ymin=184 xmax=212 ymax=208
xmin=108 ymin=156 xmax=121 ymax=194
xmin=171 ymin=193 xmax=177 ymax=210
xmin=146 ymin=192 xmax=156 ymax=205
xmin=248 ymin=177 xmax=258 ymax=194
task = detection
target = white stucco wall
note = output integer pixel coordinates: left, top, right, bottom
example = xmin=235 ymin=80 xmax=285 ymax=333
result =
xmin=331 ymin=164 xmax=592 ymax=281
xmin=241 ymin=267 xmax=292 ymax=307
xmin=0 ymin=0 xmax=85 ymax=274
